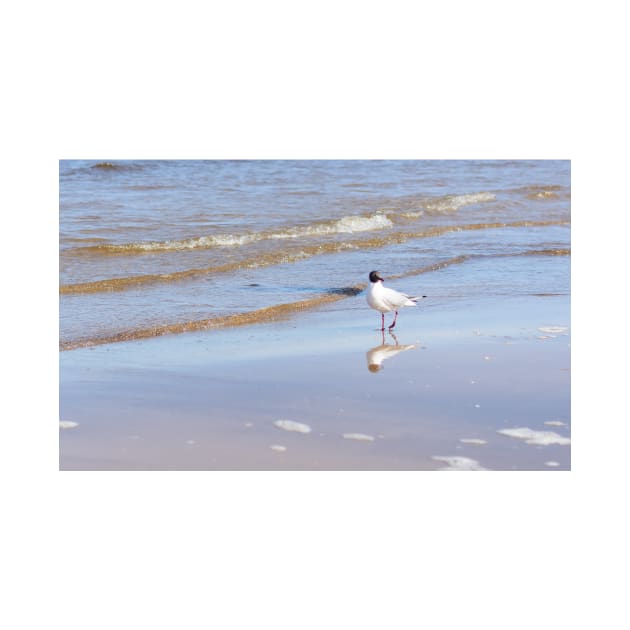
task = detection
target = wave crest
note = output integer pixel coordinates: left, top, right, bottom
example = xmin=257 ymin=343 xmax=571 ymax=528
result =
xmin=424 ymin=192 xmax=496 ymax=213
xmin=68 ymin=212 xmax=393 ymax=255
xmin=271 ymin=213 xmax=392 ymax=239
xmin=60 ymin=221 xmax=568 ymax=295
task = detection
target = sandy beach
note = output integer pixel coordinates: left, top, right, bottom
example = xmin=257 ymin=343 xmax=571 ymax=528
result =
xmin=60 ymin=271 xmax=570 ymax=471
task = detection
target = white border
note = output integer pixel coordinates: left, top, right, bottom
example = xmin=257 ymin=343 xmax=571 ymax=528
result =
xmin=6 ymin=1 xmax=625 ymax=628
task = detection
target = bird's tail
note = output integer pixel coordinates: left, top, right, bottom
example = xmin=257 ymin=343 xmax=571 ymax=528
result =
xmin=407 ymin=295 xmax=427 ymax=304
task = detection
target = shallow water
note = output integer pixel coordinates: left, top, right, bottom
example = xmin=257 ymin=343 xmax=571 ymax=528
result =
xmin=60 ymin=275 xmax=571 ymax=470
xmin=59 ymin=160 xmax=570 ymax=349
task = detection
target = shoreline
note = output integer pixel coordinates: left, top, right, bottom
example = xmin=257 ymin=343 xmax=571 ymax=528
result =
xmin=60 ymin=247 xmax=569 ymax=351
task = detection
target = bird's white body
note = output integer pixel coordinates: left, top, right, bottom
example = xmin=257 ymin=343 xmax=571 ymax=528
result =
xmin=366 ymin=271 xmax=425 ymax=330
xmin=367 ymin=280 xmax=418 ymax=313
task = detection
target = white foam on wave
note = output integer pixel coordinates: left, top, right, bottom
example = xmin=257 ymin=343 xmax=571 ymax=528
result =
xmin=459 ymin=438 xmax=487 ymax=445
xmin=342 ymin=433 xmax=375 ymax=441
xmin=545 ymin=461 xmax=560 ymax=467
xmin=331 ymin=213 xmax=393 ymax=233
xmin=432 ymin=455 xmax=488 ymax=471
xmin=270 ymin=212 xmax=393 ymax=239
xmin=119 ymin=232 xmax=260 ymax=251
xmin=270 ymin=445 xmax=287 ymax=452
xmin=273 ymin=419 xmax=312 ymax=433
xmin=59 ymin=420 xmax=79 ymax=429
xmin=544 ymin=420 xmax=568 ymax=427
xmin=497 ymin=427 xmax=571 ymax=446
xmin=114 ymin=212 xmax=393 ymax=252
xmin=425 ymin=192 xmax=496 ymax=213
xmin=202 ymin=234 xmax=259 ymax=247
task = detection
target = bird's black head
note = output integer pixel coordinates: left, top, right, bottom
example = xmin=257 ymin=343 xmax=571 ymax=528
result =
xmin=369 ymin=270 xmax=384 ymax=283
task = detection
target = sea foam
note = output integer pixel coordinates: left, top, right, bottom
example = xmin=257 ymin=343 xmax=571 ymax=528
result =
xmin=497 ymin=427 xmax=570 ymax=446
xmin=99 ymin=212 xmax=393 ymax=253
xmin=342 ymin=433 xmax=375 ymax=441
xmin=459 ymin=438 xmax=487 ymax=445
xmin=273 ymin=419 xmax=312 ymax=433
xmin=270 ymin=213 xmax=392 ymax=239
xmin=432 ymin=456 xmax=488 ymax=471
xmin=538 ymin=326 xmax=569 ymax=334
xmin=424 ymin=192 xmax=496 ymax=213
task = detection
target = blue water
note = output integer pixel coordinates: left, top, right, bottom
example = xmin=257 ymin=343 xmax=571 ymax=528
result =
xmin=59 ymin=160 xmax=570 ymax=349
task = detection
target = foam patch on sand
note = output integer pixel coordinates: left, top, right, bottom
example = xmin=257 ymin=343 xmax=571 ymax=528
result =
xmin=273 ymin=420 xmax=312 ymax=433
xmin=432 ymin=456 xmax=488 ymax=471
xmin=59 ymin=420 xmax=79 ymax=429
xmin=545 ymin=461 xmax=560 ymax=467
xmin=497 ymin=427 xmax=570 ymax=446
xmin=459 ymin=438 xmax=487 ymax=445
xmin=270 ymin=445 xmax=287 ymax=452
xmin=342 ymin=433 xmax=375 ymax=441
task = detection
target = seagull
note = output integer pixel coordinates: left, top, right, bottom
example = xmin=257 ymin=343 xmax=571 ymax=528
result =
xmin=366 ymin=270 xmax=425 ymax=331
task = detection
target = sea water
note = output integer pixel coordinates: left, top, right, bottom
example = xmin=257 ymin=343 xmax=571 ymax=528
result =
xmin=59 ymin=160 xmax=570 ymax=350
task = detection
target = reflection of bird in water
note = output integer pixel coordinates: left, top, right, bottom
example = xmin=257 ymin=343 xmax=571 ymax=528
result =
xmin=366 ymin=331 xmax=417 ymax=372
xmin=367 ymin=270 xmax=426 ymax=331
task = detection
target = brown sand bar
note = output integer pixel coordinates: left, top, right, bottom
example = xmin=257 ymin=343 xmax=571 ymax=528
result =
xmin=60 ymin=287 xmax=570 ymax=471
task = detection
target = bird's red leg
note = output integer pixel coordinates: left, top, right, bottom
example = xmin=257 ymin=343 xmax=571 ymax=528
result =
xmin=381 ymin=313 xmax=385 ymax=331
xmin=388 ymin=311 xmax=398 ymax=330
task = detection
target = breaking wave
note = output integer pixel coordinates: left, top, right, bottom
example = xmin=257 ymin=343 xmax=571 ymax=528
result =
xmin=60 ymin=220 xmax=569 ymax=295
xmin=63 ymin=192 xmax=498 ymax=257
xmin=69 ymin=212 xmax=394 ymax=255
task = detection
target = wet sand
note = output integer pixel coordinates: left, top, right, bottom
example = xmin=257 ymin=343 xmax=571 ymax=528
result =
xmin=59 ymin=288 xmax=570 ymax=471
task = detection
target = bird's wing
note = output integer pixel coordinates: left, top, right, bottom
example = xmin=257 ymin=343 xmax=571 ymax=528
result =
xmin=382 ymin=287 xmax=416 ymax=308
